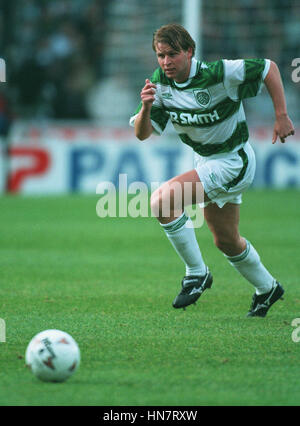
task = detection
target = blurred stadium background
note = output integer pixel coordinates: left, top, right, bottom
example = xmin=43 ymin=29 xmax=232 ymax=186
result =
xmin=0 ymin=0 xmax=299 ymax=195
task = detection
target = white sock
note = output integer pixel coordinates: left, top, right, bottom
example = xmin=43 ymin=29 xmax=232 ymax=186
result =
xmin=161 ymin=212 xmax=207 ymax=276
xmin=226 ymin=240 xmax=275 ymax=295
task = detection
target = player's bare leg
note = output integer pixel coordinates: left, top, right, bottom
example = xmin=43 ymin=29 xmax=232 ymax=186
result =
xmin=151 ymin=171 xmax=284 ymax=315
xmin=150 ymin=169 xmax=208 ymax=224
xmin=203 ymin=202 xmax=246 ymax=256
xmin=150 ymin=170 xmax=212 ymax=309
xmin=204 ymin=202 xmax=284 ymax=317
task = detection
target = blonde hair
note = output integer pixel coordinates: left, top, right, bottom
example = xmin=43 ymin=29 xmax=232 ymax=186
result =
xmin=152 ymin=23 xmax=196 ymax=56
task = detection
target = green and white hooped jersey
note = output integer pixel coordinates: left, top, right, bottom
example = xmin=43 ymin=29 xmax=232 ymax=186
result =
xmin=130 ymin=58 xmax=270 ymax=157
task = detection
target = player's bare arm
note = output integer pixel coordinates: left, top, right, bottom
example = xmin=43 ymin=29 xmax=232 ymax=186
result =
xmin=134 ymin=79 xmax=157 ymax=140
xmin=264 ymin=61 xmax=295 ymax=144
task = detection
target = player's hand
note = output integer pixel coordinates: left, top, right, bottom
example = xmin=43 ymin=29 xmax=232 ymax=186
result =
xmin=272 ymin=114 xmax=295 ymax=144
xmin=140 ymin=79 xmax=157 ymax=107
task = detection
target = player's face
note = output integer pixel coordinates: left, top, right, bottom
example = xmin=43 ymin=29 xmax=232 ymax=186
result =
xmin=155 ymin=42 xmax=193 ymax=83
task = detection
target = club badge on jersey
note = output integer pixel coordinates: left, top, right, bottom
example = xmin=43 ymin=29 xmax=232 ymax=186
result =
xmin=193 ymin=88 xmax=211 ymax=109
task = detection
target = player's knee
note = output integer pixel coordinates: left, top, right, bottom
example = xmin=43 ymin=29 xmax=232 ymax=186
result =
xmin=150 ymin=187 xmax=174 ymax=220
xmin=151 ymin=183 xmax=184 ymax=220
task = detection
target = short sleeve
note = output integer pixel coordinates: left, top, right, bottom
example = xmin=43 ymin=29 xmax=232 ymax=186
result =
xmin=223 ymin=58 xmax=270 ymax=101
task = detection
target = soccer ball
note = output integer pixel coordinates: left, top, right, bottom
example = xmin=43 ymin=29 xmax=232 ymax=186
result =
xmin=25 ymin=329 xmax=80 ymax=382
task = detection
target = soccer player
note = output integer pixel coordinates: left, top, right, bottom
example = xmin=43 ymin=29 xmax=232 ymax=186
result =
xmin=129 ymin=23 xmax=295 ymax=317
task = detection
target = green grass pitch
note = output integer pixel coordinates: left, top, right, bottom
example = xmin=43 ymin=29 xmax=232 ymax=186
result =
xmin=0 ymin=189 xmax=300 ymax=406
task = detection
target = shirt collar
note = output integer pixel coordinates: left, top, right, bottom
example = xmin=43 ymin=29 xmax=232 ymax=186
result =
xmin=173 ymin=57 xmax=198 ymax=88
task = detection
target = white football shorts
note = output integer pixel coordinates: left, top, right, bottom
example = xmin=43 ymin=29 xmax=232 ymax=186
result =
xmin=194 ymin=141 xmax=256 ymax=208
